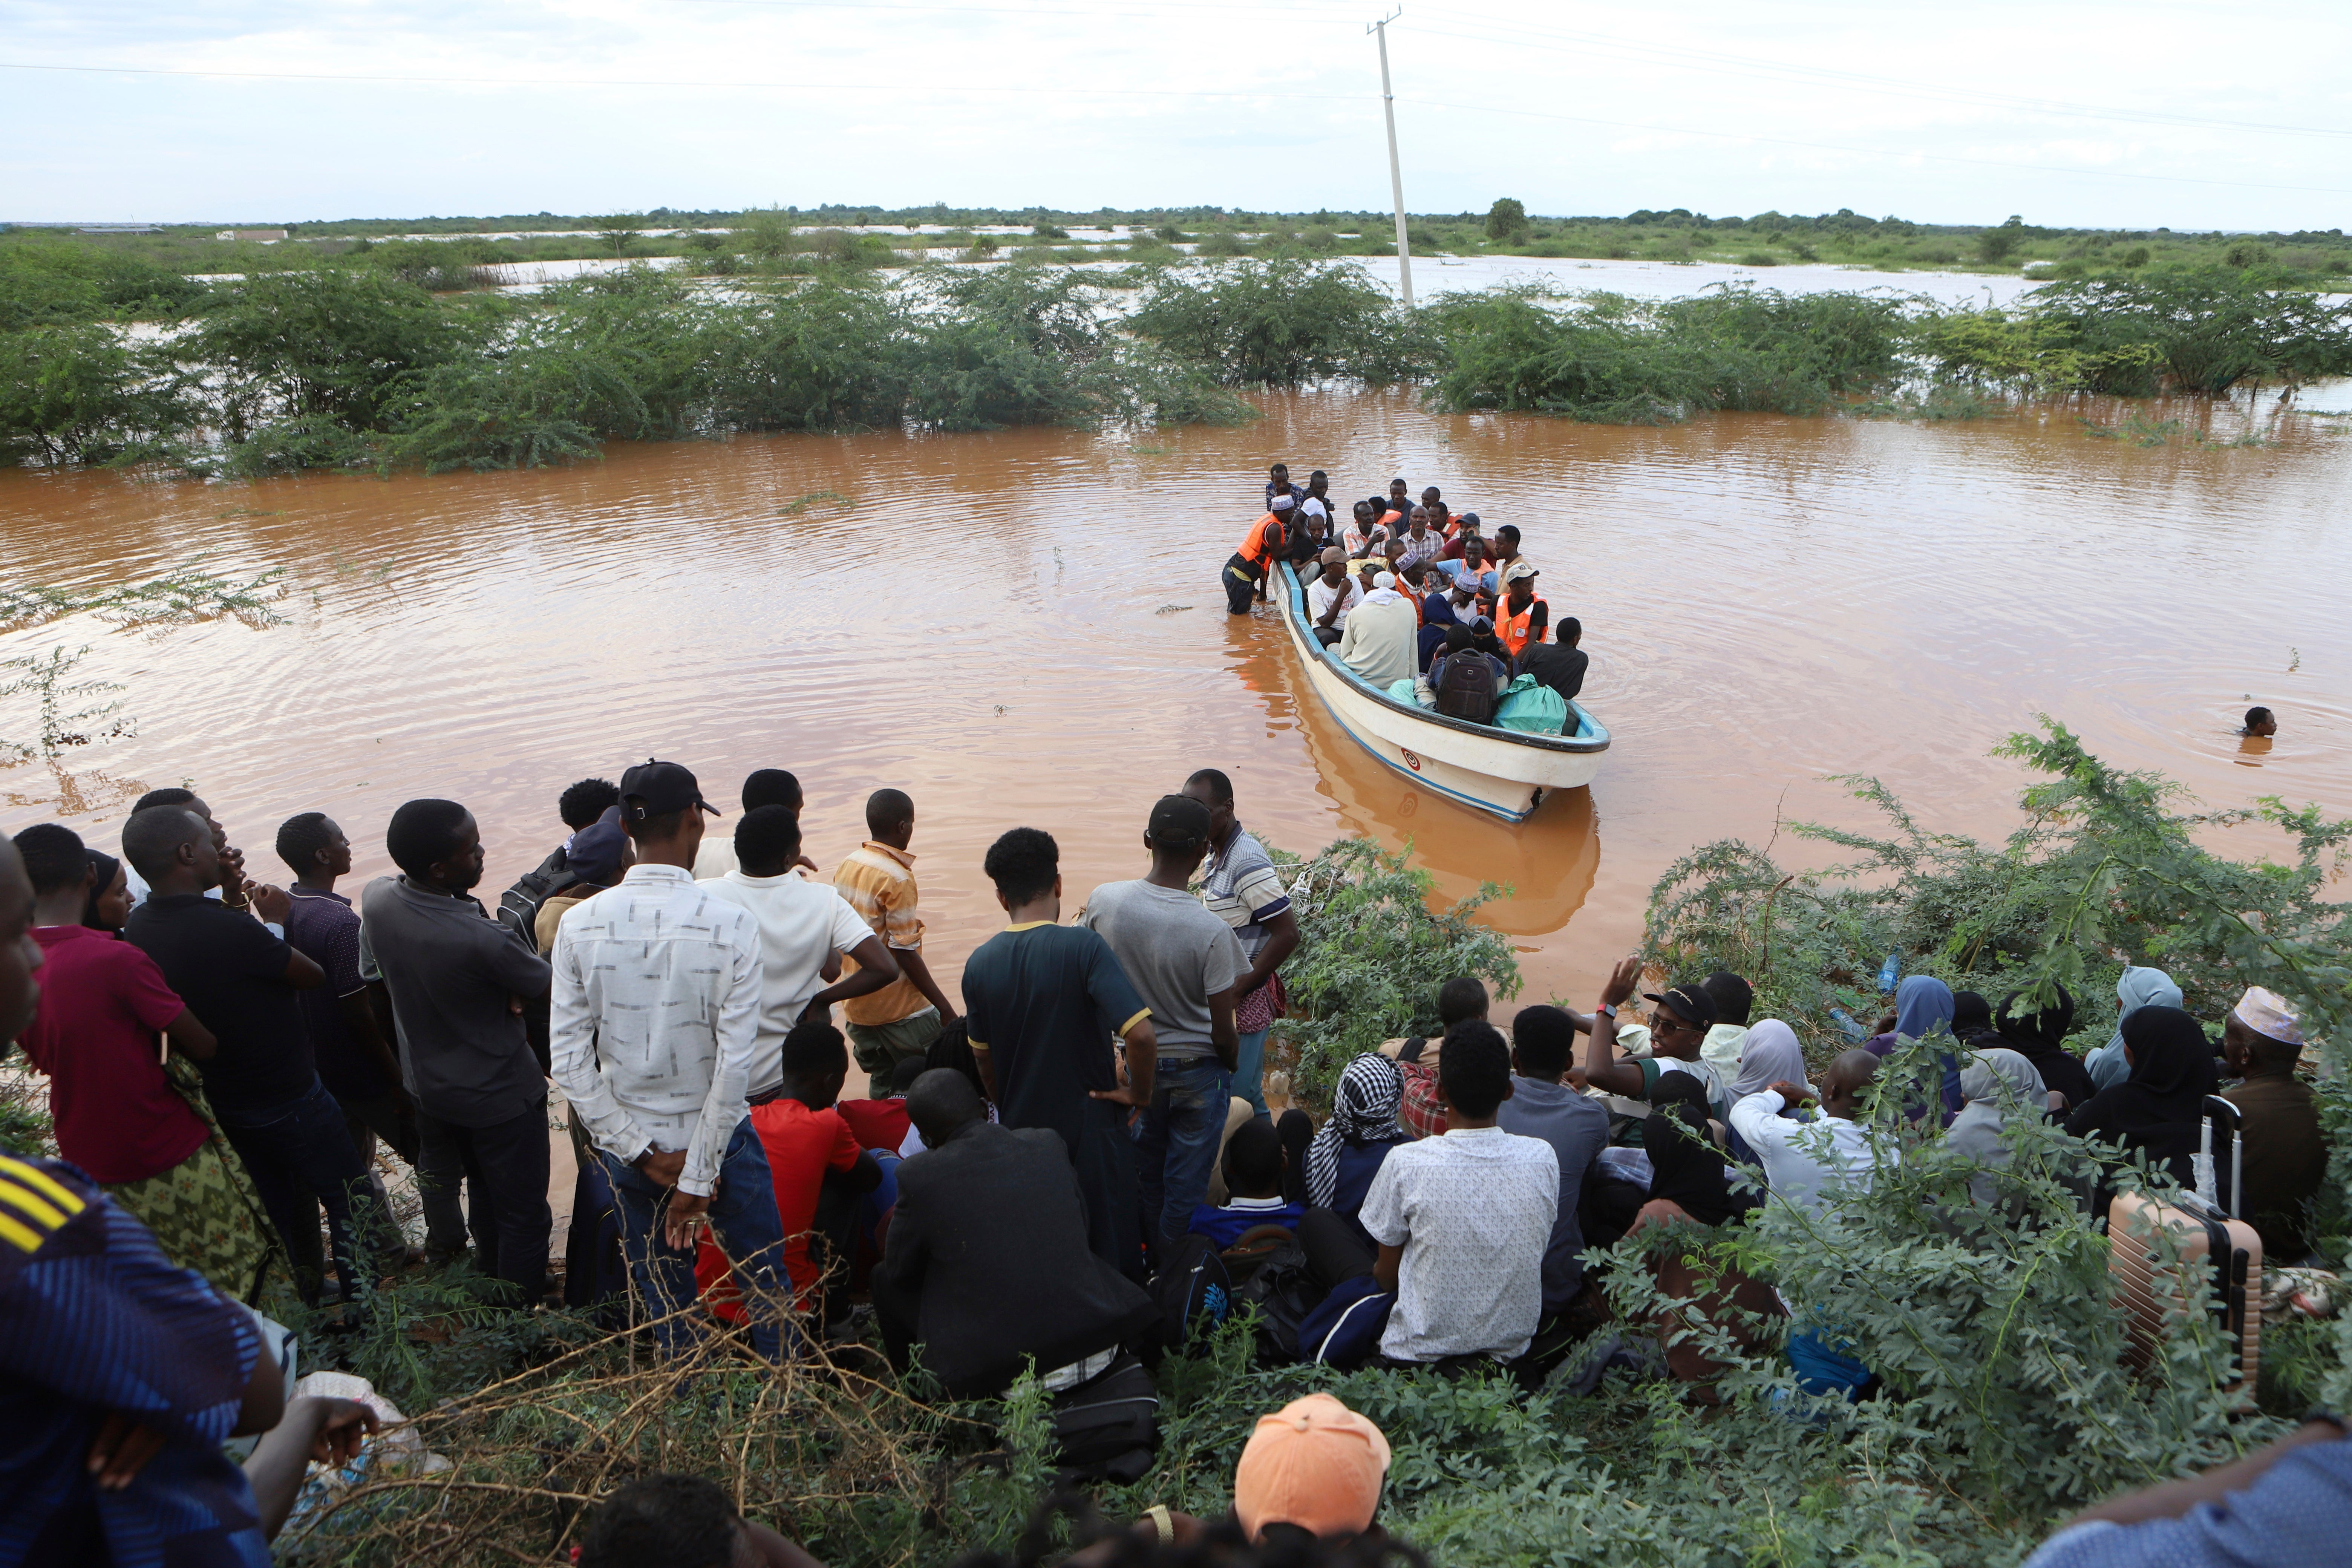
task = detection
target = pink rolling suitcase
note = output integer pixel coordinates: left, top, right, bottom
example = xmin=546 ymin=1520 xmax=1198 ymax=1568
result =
xmin=2107 ymin=1098 xmax=2260 ymax=1399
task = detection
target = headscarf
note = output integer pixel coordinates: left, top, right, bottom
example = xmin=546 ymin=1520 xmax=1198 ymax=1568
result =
xmin=1993 ymin=983 xmax=2096 ymax=1109
xmin=1645 ymin=1099 xmax=1746 ymax=1227
xmin=1730 ymin=1018 xmax=1807 ymax=1102
xmin=1951 ymin=990 xmax=1996 ymax=1043
xmin=2064 ymin=1005 xmax=2222 ymax=1199
xmin=1305 ymin=1054 xmax=1406 ymax=1208
xmin=81 ymin=849 xmax=123 ymax=932
xmin=1893 ymin=975 xmax=1962 ymax=1119
xmin=2084 ymin=966 xmax=2183 ymax=1092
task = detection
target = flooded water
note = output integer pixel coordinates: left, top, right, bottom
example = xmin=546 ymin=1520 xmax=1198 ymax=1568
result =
xmin=5 ymin=386 xmax=2350 ymax=1026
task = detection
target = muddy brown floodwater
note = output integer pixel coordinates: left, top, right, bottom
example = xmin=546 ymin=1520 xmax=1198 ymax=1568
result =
xmin=5 ymin=387 xmax=2351 ymax=1027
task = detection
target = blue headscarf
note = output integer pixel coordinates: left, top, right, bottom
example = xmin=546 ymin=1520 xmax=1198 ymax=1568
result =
xmin=1893 ymin=975 xmax=1963 ymax=1119
xmin=2083 ymin=966 xmax=2182 ymax=1093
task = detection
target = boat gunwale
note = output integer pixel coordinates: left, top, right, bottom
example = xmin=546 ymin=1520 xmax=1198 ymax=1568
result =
xmin=1273 ymin=561 xmax=1611 ymax=756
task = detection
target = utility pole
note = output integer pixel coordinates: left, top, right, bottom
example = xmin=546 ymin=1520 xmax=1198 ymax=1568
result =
xmin=1369 ymin=9 xmax=1414 ymax=309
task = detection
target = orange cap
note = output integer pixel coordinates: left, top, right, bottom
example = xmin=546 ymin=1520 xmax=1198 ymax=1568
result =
xmin=1232 ymin=1393 xmax=1392 ymax=1542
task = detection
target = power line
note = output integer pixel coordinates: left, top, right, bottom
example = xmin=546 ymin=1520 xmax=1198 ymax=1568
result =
xmin=1412 ymin=8 xmax=2352 ymax=142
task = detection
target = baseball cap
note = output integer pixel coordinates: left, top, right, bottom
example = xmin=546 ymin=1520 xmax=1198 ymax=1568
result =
xmin=1504 ymin=561 xmax=1540 ymax=583
xmin=1643 ymin=983 xmax=1718 ymax=1029
xmin=565 ymin=812 xmax=630 ymax=884
xmin=1233 ymin=1393 xmax=1392 ymax=1542
xmin=1458 ymin=511 xmax=1482 ymax=527
xmin=1145 ymin=793 xmax=1212 ymax=850
xmin=1470 ymin=615 xmax=1495 ymax=634
xmin=618 ymin=759 xmax=720 ymax=820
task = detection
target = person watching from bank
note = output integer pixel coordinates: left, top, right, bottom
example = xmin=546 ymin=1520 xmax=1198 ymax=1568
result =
xmin=1183 ymin=769 xmax=1300 ymax=1121
xmin=1308 ymin=546 xmax=1359 ymax=649
xmin=1729 ymin=1051 xmax=1883 ymax=1214
xmin=361 ymin=798 xmax=556 ymax=1304
xmin=872 ymin=1068 xmax=1159 ymax=1397
xmin=1360 ymin=1021 xmax=1558 ymax=1366
xmin=747 ymin=1018 xmax=882 ymax=1326
xmin=576 ymin=1473 xmax=827 ymax=1568
xmin=2220 ymin=986 xmax=2324 ymax=1260
xmin=1337 ymin=570 xmax=1418 ymax=689
xmin=1188 ymin=1116 xmax=1303 ymax=1246
xmin=549 ymin=759 xmax=789 ymax=1358
xmin=1496 ymin=1004 xmax=1611 ymax=1320
xmin=534 ymin=812 xmax=631 ymax=953
xmin=1581 ymin=960 xmax=1729 ymax=1119
xmin=122 ymin=804 xmax=383 ymax=1305
xmin=11 ymin=823 xmax=274 ymax=1303
xmin=694 ymin=769 xmax=821 ymax=881
xmin=1387 ymin=975 xmax=1494 ymax=1139
xmin=119 ymin=787 xmax=272 ymax=924
xmin=832 ymin=789 xmax=959 ymax=1099
xmin=962 ymin=827 xmax=1157 ymax=1279
xmin=1076 ymin=794 xmax=1242 ymax=1267
xmin=82 ymin=847 xmax=131 ymax=933
xmin=1300 ymin=1053 xmax=1413 ymax=1272
xmin=704 ymin=805 xmax=899 ymax=1104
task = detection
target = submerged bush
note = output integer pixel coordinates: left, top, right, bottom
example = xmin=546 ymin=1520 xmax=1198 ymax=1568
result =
xmin=0 ymin=242 xmax=208 ymax=331
xmin=0 ymin=324 xmax=194 ymax=466
xmin=1124 ymin=259 xmax=1432 ymax=387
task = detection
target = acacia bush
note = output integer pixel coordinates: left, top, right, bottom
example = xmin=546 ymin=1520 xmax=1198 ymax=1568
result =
xmin=1122 ymin=259 xmax=1434 ymax=387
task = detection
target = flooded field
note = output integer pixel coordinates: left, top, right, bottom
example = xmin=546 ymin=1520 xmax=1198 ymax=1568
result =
xmin=4 ymin=385 xmax=2349 ymax=1018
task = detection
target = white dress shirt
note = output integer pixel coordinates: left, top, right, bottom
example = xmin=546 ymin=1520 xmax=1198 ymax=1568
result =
xmin=548 ymin=863 xmax=763 ymax=1197
xmin=1358 ymin=1125 xmax=1558 ymax=1362
xmin=1729 ymin=1090 xmax=1878 ymax=1215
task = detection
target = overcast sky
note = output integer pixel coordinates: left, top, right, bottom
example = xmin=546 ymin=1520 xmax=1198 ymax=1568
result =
xmin=5 ymin=0 xmax=2348 ymax=230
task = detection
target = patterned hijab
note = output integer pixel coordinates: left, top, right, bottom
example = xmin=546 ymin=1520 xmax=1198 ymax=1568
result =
xmin=1306 ymin=1054 xmax=1407 ymax=1208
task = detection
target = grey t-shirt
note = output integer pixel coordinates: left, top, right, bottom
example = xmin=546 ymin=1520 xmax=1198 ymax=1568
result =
xmin=358 ymin=875 xmax=553 ymax=1127
xmin=1075 ymin=879 xmax=1243 ymax=1060
xmin=1495 ymin=1075 xmax=1612 ymax=1309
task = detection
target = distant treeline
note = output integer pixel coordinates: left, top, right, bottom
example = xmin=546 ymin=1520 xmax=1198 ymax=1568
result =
xmin=2 ymin=257 xmax=2347 ymax=473
xmin=7 ymin=200 xmax=2347 ymax=291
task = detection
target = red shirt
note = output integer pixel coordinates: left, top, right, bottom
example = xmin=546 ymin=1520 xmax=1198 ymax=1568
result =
xmin=18 ymin=925 xmax=205 ymax=1183
xmin=837 ymin=1097 xmax=910 ymax=1153
xmin=750 ymin=1098 xmax=864 ymax=1304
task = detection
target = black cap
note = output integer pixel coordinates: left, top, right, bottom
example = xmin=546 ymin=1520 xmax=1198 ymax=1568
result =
xmin=1643 ymin=984 xmax=1718 ymax=1030
xmin=618 ymin=758 xmax=719 ymax=820
xmin=1458 ymin=511 xmax=1481 ymax=527
xmin=1146 ymin=793 xmax=1212 ymax=850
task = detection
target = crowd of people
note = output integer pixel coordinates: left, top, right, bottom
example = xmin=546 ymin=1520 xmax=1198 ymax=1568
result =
xmin=1224 ymin=463 xmax=1588 ymax=727
xmin=0 ymin=464 xmax=2338 ymax=1565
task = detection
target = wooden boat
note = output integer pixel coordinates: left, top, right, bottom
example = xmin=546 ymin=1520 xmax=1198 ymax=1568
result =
xmin=1274 ymin=563 xmax=1609 ymax=821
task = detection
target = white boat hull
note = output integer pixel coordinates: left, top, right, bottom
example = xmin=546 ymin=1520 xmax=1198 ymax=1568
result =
xmin=1276 ymin=565 xmax=1609 ymax=822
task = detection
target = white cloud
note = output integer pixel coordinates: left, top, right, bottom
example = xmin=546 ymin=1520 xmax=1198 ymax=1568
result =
xmin=2 ymin=0 xmax=2347 ymax=227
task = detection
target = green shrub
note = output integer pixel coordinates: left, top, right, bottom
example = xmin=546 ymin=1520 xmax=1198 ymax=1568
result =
xmin=1124 ymin=259 xmax=1431 ymax=387
xmin=0 ymin=324 xmax=194 ymax=466
xmin=0 ymin=242 xmax=208 ymax=330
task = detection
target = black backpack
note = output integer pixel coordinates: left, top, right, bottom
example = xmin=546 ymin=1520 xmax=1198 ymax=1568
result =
xmin=498 ymin=847 xmax=579 ymax=955
xmin=1050 ymin=1352 xmax=1160 ymax=1483
xmin=1234 ymin=1240 xmax=1321 ymax=1364
xmin=1433 ymin=652 xmax=1496 ymax=724
xmin=1151 ymin=1233 xmax=1233 ymax=1356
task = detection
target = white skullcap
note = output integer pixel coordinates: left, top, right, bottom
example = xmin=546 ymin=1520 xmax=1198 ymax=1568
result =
xmin=1302 ymin=498 xmax=1327 ymax=519
xmin=1269 ymin=494 xmax=1295 ymax=511
xmin=1374 ymin=571 xmax=1396 ymax=589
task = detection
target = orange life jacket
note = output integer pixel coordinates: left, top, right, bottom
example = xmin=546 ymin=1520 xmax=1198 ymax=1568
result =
xmin=1238 ymin=512 xmax=1285 ymax=570
xmin=1498 ymin=591 xmax=1548 ymax=657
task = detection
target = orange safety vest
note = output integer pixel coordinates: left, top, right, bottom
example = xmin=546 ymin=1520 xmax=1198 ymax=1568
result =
xmin=1497 ymin=591 xmax=1548 ymax=657
xmin=1238 ymin=512 xmax=1285 ymax=570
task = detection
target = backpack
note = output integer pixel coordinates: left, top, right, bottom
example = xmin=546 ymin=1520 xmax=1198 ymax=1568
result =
xmin=1433 ymin=652 xmax=1496 ymax=724
xmin=1294 ymin=1276 xmax=1395 ymax=1369
xmin=1050 ymin=1352 xmax=1160 ymax=1483
xmin=1234 ymin=1241 xmax=1321 ymax=1364
xmin=1151 ymin=1233 xmax=1234 ymax=1356
xmin=498 ymin=847 xmax=579 ymax=954
xmin=1220 ymin=1223 xmax=1298 ymax=1287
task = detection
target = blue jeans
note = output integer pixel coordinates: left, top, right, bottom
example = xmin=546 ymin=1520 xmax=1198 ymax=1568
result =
xmin=1135 ymin=1057 xmax=1234 ymax=1250
xmin=216 ymin=1075 xmax=378 ymax=1303
xmin=1232 ymin=1029 xmax=1272 ymax=1118
xmin=597 ymin=1116 xmax=788 ymax=1360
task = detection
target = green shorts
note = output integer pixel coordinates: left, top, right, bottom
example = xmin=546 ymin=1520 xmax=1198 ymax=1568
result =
xmin=847 ymin=1008 xmax=944 ymax=1098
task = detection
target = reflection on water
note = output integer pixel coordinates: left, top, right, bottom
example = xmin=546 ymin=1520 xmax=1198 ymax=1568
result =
xmin=3 ymin=385 xmax=2350 ymax=1012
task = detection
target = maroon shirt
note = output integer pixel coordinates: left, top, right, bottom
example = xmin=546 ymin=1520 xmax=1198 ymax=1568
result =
xmin=18 ymin=925 xmax=207 ymax=1183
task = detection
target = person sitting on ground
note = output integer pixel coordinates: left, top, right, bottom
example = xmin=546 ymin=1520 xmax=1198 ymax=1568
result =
xmin=1337 ymin=570 xmax=1418 ymax=688
xmin=693 ymin=769 xmax=822 ymax=881
xmin=1383 ymin=976 xmax=1492 ymax=1138
xmin=1951 ymin=989 xmax=2004 ymax=1053
xmin=1514 ymin=615 xmax=1586 ymax=707
xmin=1308 ymin=546 xmax=1359 ymax=648
xmin=1866 ymin=974 xmax=1966 ymax=1120
xmin=1300 ymin=1054 xmax=1413 ymax=1265
xmin=839 ymin=1054 xmax=926 ymax=1155
xmin=873 ymin=1069 xmax=1159 ymax=1396
xmin=1496 ymin=1005 xmax=1610 ymax=1321
xmin=2084 ymin=965 xmax=2184 ymax=1094
xmin=1697 ymin=971 xmax=1752 ymax=1085
xmin=701 ymin=804 xmax=899 ymax=1107
xmin=2242 ymin=706 xmax=2277 ymax=738
xmin=1943 ymin=1048 xmax=2056 ymax=1205
xmin=578 ymin=1472 xmax=826 ymax=1568
xmin=2220 ymin=986 xmax=2324 ymax=1261
xmin=1189 ymin=1117 xmax=1304 ymax=1246
xmin=1728 ymin=1050 xmax=1883 ymax=1214
xmin=748 ymin=1019 xmax=883 ymax=1324
xmin=1494 ymin=562 xmax=1548 ymax=659
xmin=1360 ymin=1022 xmax=1557 ymax=1366
xmin=1995 ymin=982 xmax=2097 ymax=1109
xmin=1581 ymin=960 xmax=1730 ymax=1121
xmin=2065 ymin=1005 xmax=2228 ymax=1220
xmin=2020 ymin=1412 xmax=2352 ymax=1568
xmin=9 ymin=824 xmax=273 ymax=1303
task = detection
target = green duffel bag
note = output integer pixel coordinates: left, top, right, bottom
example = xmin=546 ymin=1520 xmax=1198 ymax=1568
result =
xmin=1494 ymin=674 xmax=1568 ymax=735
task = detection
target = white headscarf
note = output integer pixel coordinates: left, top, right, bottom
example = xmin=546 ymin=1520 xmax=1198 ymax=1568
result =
xmin=1730 ymin=1018 xmax=1807 ymax=1101
xmin=1946 ymin=1048 xmax=2048 ymax=1197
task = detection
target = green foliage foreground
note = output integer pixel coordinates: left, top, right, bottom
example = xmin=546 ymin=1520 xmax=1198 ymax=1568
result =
xmin=269 ymin=753 xmax=2352 ymax=1564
